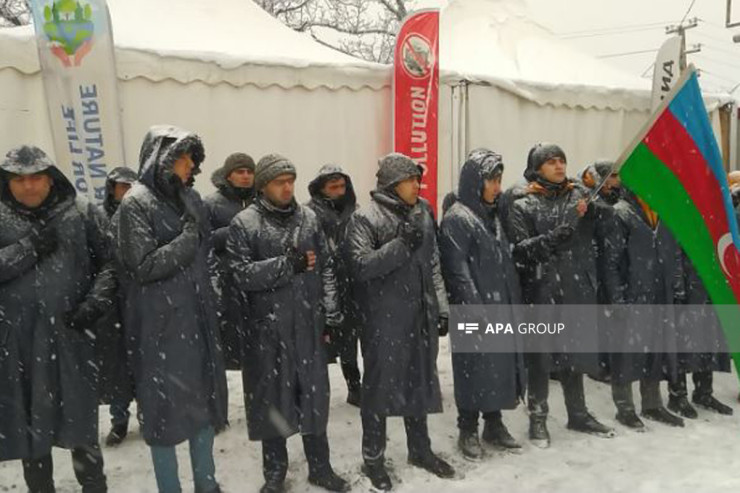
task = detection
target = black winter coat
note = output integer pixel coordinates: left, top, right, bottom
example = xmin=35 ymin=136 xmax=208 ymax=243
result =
xmin=226 ymin=197 xmax=339 ymax=440
xmin=117 ymin=126 xmax=228 ymax=446
xmin=0 ymin=159 xmax=115 ymax=460
xmin=439 ymin=155 xmax=526 ymax=412
xmin=346 ymin=190 xmax=448 ymax=417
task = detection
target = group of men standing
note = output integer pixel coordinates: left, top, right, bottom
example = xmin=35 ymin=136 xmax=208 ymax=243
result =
xmin=0 ymin=123 xmax=737 ymax=493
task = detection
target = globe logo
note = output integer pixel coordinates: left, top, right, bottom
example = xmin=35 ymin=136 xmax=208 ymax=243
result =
xmin=400 ymin=33 xmax=434 ymax=79
xmin=42 ymin=0 xmax=95 ymax=67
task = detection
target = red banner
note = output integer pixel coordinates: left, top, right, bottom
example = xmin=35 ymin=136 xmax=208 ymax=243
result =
xmin=393 ymin=10 xmax=440 ymax=214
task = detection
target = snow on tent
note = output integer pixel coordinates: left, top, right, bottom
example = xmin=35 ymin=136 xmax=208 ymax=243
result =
xmin=0 ymin=0 xmax=733 ymax=206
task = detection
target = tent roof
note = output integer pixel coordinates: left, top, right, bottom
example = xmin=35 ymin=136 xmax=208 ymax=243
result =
xmin=0 ymin=0 xmax=389 ymax=90
xmin=0 ymin=0 xmax=732 ymax=109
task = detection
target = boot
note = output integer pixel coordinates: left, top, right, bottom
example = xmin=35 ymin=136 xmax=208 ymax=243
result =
xmin=457 ymin=429 xmax=483 ymax=461
xmin=567 ymin=413 xmax=615 ymax=438
xmin=667 ymin=395 xmax=698 ymax=419
xmin=693 ymin=394 xmax=734 ymax=415
xmin=642 ymin=407 xmax=684 ymax=427
xmin=346 ymin=387 xmax=361 ymax=408
xmin=408 ymin=451 xmax=455 ymax=479
xmin=361 ymin=463 xmax=392 ymax=491
xmin=309 ymin=470 xmax=350 ymax=492
xmin=615 ymin=410 xmax=645 ymax=431
xmin=105 ymin=424 xmax=128 ymax=447
xmin=482 ymin=418 xmax=521 ymax=449
xmin=528 ymin=415 xmax=550 ymax=448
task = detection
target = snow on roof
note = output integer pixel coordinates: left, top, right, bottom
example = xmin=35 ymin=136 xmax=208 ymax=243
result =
xmin=0 ymin=0 xmax=731 ymax=109
xmin=0 ymin=0 xmax=389 ymax=90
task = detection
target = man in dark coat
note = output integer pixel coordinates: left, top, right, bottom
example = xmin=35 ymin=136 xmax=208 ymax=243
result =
xmin=227 ymin=154 xmax=349 ymax=493
xmin=667 ymin=253 xmax=733 ymax=417
xmin=607 ymin=188 xmax=685 ymax=428
xmin=579 ymin=161 xmax=623 ymax=383
xmin=204 ymin=152 xmax=256 ymax=370
xmin=117 ymin=125 xmax=228 ymax=493
xmin=503 ymin=143 xmax=613 ymax=448
xmin=306 ymin=164 xmax=362 ymax=406
xmin=346 ymin=153 xmax=455 ymax=490
xmin=0 ymin=145 xmax=115 ymax=492
xmin=439 ymin=149 xmax=526 ymax=461
xmin=97 ymin=166 xmax=138 ymax=446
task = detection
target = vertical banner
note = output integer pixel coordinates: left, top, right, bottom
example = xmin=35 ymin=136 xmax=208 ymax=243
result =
xmin=651 ymin=36 xmax=682 ymax=110
xmin=29 ymin=0 xmax=125 ymax=203
xmin=393 ymin=9 xmax=440 ymax=214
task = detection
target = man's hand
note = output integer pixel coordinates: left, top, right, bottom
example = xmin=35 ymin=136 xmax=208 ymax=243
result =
xmin=576 ymin=199 xmax=588 ymax=218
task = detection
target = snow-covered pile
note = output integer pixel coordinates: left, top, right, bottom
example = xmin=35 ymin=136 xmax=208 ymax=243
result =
xmin=2 ymin=339 xmax=739 ymax=492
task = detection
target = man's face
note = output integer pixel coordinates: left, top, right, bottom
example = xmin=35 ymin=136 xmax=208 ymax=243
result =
xmin=601 ymin=174 xmax=621 ymax=195
xmin=322 ymin=176 xmax=347 ymax=201
xmin=538 ymin=157 xmax=567 ymax=184
xmin=394 ymin=176 xmax=420 ymax=205
xmin=172 ymin=153 xmax=194 ymax=184
xmin=227 ymin=167 xmax=254 ymax=189
xmin=8 ymin=172 xmax=53 ymax=209
xmin=113 ymin=182 xmax=132 ymax=202
xmin=482 ymin=176 xmax=502 ymax=204
xmin=262 ymin=173 xmax=296 ymax=207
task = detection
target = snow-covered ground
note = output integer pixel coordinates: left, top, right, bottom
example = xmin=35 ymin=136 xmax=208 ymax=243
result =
xmin=3 ymin=339 xmax=740 ymax=492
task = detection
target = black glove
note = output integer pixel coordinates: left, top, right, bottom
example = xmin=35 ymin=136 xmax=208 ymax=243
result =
xmin=29 ymin=224 xmax=59 ymax=257
xmin=547 ymin=223 xmax=575 ymax=246
xmin=179 ymin=189 xmax=201 ymax=225
xmin=438 ymin=315 xmax=449 ymax=337
xmin=286 ymin=247 xmax=309 ymax=274
xmin=64 ymin=302 xmax=100 ymax=333
xmin=399 ymin=221 xmax=424 ymax=251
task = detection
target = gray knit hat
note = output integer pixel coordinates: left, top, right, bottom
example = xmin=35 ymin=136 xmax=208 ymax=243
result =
xmin=255 ymin=153 xmax=297 ymax=190
xmin=223 ymin=152 xmax=255 ymax=176
xmin=376 ymin=152 xmax=423 ymax=190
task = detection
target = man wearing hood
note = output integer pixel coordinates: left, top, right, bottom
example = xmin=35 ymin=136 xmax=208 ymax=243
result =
xmin=117 ymin=125 xmax=228 ymax=493
xmin=346 ymin=153 xmax=455 ymax=490
xmin=439 ymin=149 xmax=526 ymax=460
xmin=226 ymin=154 xmax=349 ymax=493
xmin=205 ymin=152 xmax=256 ymax=370
xmin=504 ymin=143 xmax=613 ymax=448
xmin=0 ymin=146 xmax=115 ymax=492
xmin=97 ymin=166 xmax=138 ymax=446
xmin=579 ymin=161 xmax=623 ymax=383
xmin=306 ymin=164 xmax=362 ymax=406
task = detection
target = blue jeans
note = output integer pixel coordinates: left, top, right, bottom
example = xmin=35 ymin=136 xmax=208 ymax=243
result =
xmin=150 ymin=426 xmax=217 ymax=493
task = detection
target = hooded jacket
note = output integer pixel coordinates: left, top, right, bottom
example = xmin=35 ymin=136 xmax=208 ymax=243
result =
xmin=439 ymin=149 xmax=526 ymax=411
xmin=116 ymin=125 xmax=228 ymax=446
xmin=0 ymin=145 xmax=115 ymax=460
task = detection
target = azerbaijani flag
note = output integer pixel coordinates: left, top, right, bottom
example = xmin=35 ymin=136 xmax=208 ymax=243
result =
xmin=615 ymin=65 xmax=740 ymax=374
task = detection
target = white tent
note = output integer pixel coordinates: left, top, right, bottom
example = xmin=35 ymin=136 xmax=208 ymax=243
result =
xmin=0 ymin=0 xmax=732 ymax=206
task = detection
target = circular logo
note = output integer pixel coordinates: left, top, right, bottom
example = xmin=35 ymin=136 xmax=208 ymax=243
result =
xmin=401 ymin=33 xmax=434 ymax=79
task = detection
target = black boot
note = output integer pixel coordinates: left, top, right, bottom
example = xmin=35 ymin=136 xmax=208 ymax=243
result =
xmin=642 ymin=407 xmax=684 ymax=427
xmin=261 ymin=438 xmax=288 ymax=493
xmin=309 ymin=470 xmax=350 ymax=492
xmin=457 ymin=429 xmax=483 ymax=461
xmin=567 ymin=413 xmax=615 ymax=438
xmin=361 ymin=462 xmax=392 ymax=491
xmin=667 ymin=395 xmax=698 ymax=419
xmin=408 ymin=451 xmax=455 ymax=479
xmin=105 ymin=424 xmax=128 ymax=447
xmin=346 ymin=387 xmax=361 ymax=408
xmin=528 ymin=415 xmax=550 ymax=449
xmin=615 ymin=410 xmax=645 ymax=431
xmin=482 ymin=416 xmax=521 ymax=450
xmin=693 ymin=394 xmax=734 ymax=415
